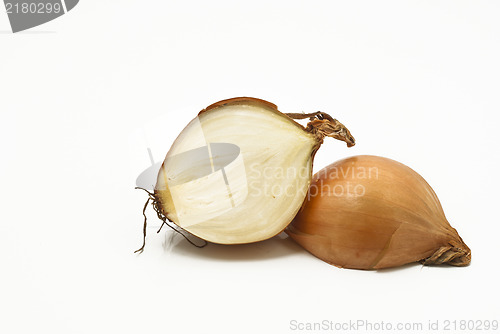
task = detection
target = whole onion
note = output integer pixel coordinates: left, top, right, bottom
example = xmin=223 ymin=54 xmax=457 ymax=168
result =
xmin=286 ymin=155 xmax=471 ymax=269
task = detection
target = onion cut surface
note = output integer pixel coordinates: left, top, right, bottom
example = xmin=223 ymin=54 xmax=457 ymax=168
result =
xmin=152 ymin=97 xmax=354 ymax=245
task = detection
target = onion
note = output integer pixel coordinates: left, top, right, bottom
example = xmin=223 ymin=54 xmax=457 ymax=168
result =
xmin=136 ymin=97 xmax=355 ymax=252
xmin=286 ymin=155 xmax=471 ymax=269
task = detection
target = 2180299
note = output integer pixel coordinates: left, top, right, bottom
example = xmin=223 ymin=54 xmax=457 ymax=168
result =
xmin=5 ymin=2 xmax=62 ymax=14
xmin=443 ymin=320 xmax=498 ymax=331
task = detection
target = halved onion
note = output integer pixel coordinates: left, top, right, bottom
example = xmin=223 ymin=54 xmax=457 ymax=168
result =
xmin=136 ymin=97 xmax=354 ymax=251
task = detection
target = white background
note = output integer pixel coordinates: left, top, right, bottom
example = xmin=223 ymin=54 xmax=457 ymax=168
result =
xmin=1 ymin=1 xmax=499 ymax=333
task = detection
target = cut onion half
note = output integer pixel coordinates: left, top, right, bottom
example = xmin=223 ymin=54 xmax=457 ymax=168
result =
xmin=136 ymin=97 xmax=355 ymax=251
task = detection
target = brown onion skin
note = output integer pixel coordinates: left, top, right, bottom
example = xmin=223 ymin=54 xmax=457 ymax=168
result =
xmin=286 ymin=155 xmax=471 ymax=270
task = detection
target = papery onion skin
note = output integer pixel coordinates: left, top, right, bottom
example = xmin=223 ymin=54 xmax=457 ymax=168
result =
xmin=286 ymin=155 xmax=471 ymax=269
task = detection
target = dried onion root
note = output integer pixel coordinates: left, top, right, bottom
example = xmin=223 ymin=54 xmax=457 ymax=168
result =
xmin=136 ymin=97 xmax=355 ymax=252
xmin=286 ymin=155 xmax=471 ymax=269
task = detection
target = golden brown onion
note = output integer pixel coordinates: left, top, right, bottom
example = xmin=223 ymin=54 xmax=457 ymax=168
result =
xmin=286 ymin=155 xmax=471 ymax=269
